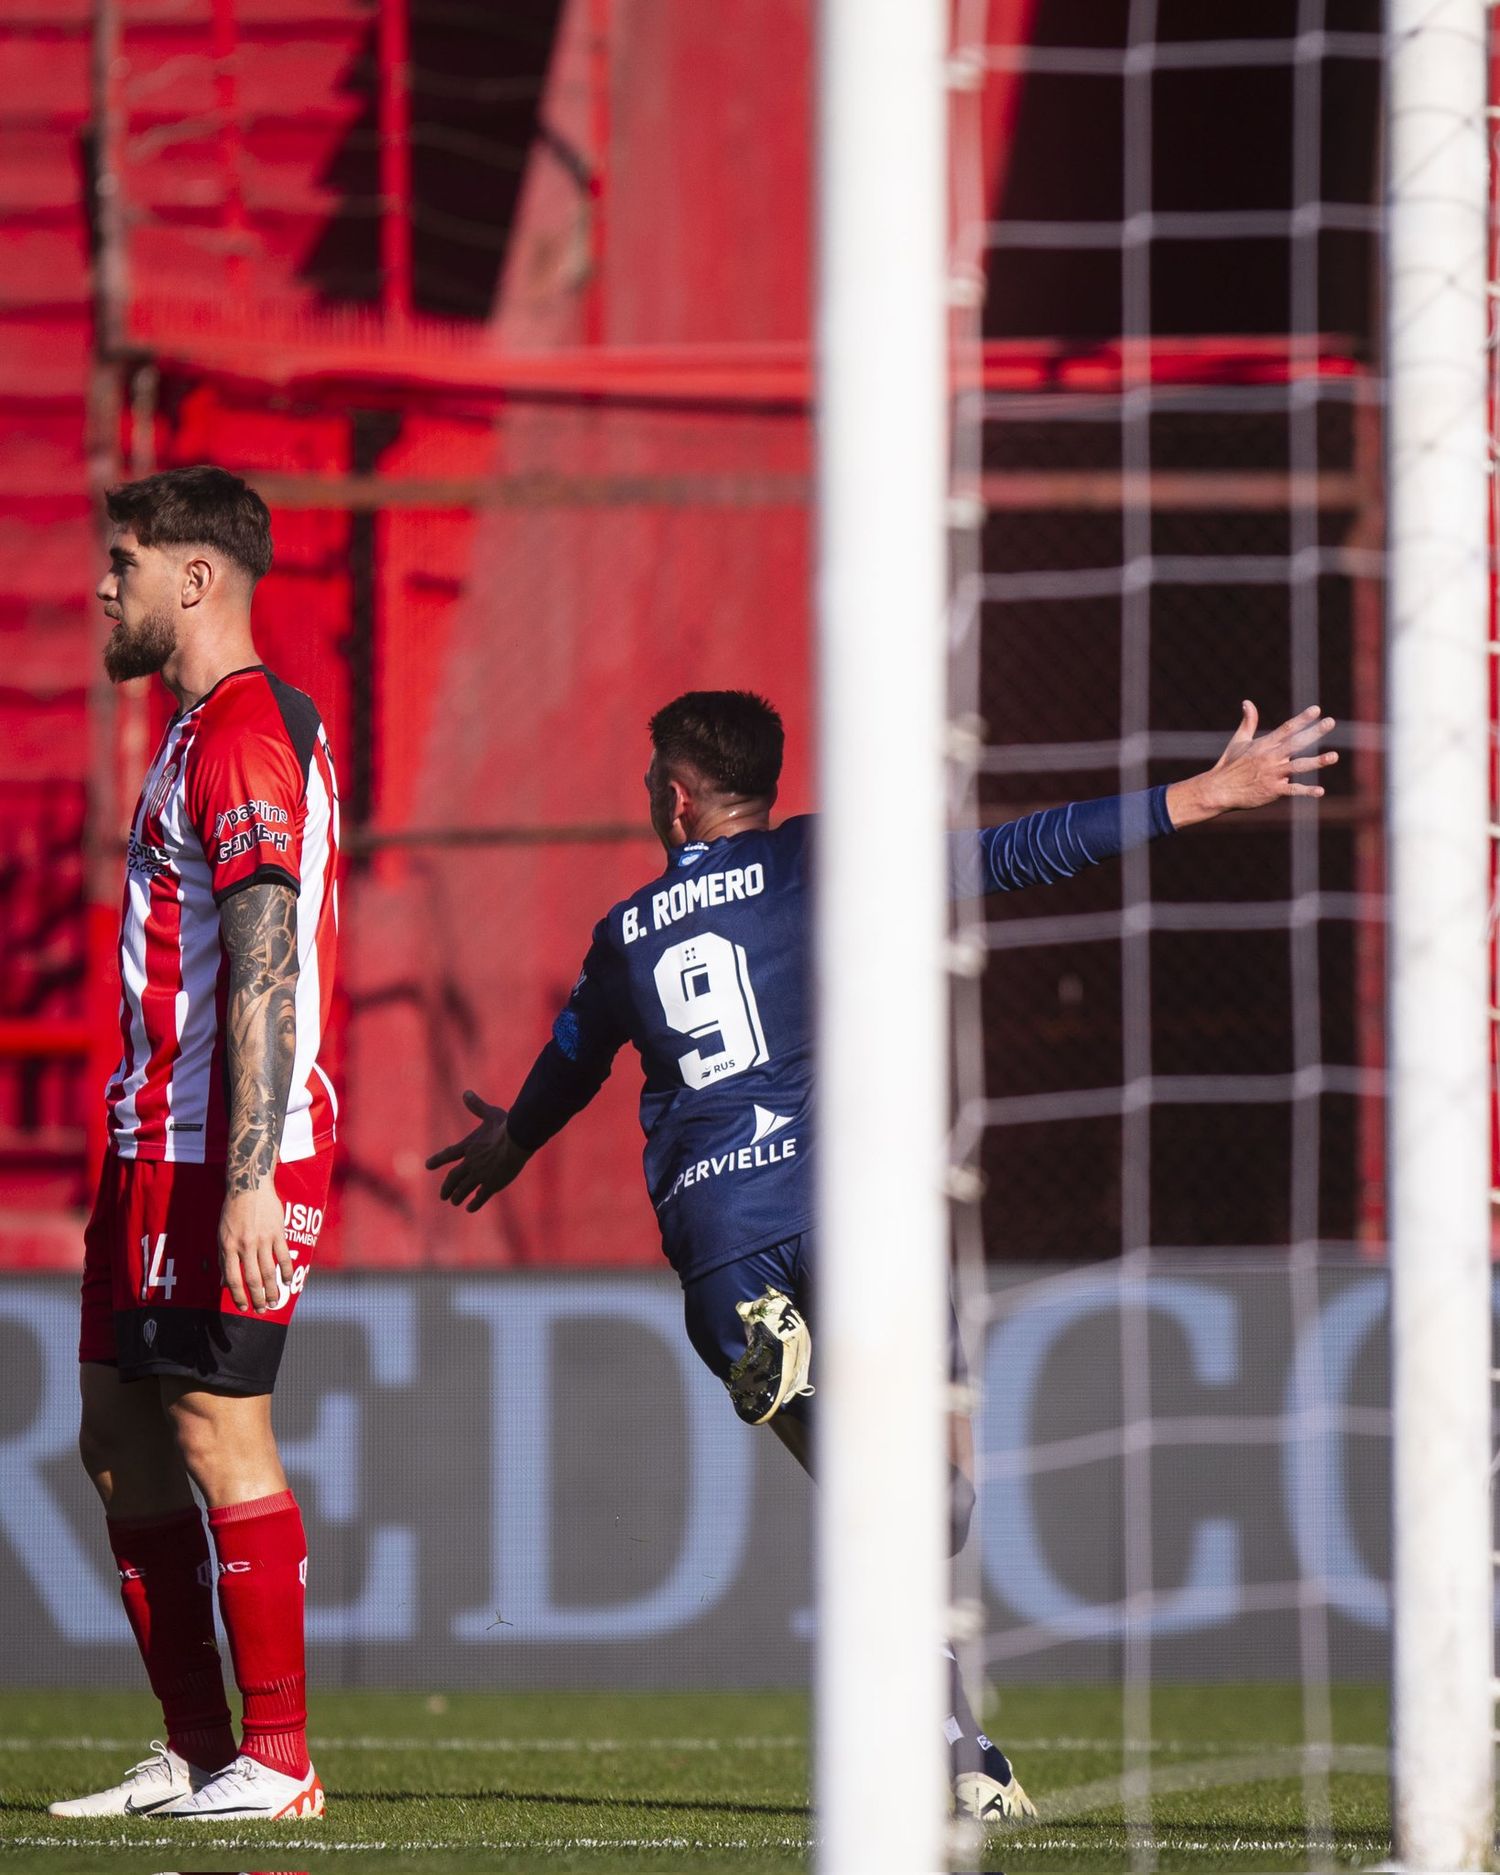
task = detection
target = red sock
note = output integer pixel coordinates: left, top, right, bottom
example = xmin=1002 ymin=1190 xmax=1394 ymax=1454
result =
xmin=208 ymin=1490 xmax=309 ymax=1777
xmin=107 ymin=1507 xmax=236 ymax=1773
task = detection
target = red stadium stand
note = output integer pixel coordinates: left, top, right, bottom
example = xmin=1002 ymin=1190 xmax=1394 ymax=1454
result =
xmin=0 ymin=0 xmax=1390 ymax=1273
xmin=0 ymin=1 xmax=100 ymax=1252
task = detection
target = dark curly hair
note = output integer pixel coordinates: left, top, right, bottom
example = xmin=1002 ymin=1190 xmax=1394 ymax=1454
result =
xmin=106 ymin=465 xmax=273 ymax=583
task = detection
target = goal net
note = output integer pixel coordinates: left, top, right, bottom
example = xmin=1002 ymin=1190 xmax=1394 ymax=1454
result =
xmin=943 ymin=3 xmax=1493 ymax=1867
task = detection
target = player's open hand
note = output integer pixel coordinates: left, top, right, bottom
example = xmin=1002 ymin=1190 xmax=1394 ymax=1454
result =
xmin=1166 ymin=701 xmax=1338 ymax=828
xmin=219 ymin=1179 xmax=294 ymax=1314
xmin=426 ymin=1089 xmax=533 ymax=1213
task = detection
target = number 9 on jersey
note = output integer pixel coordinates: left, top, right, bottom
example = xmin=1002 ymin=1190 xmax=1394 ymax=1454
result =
xmin=653 ymin=932 xmax=770 ymax=1091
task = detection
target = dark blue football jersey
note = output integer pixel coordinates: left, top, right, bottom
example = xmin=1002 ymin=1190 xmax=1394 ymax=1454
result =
xmin=507 ymin=789 xmax=1172 ymax=1281
xmin=509 ymin=817 xmax=816 ymax=1279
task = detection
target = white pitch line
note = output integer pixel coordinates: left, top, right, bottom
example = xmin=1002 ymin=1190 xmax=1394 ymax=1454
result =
xmin=962 ymin=1835 xmax=1354 ymax=1855
xmin=0 ymin=1730 xmax=1386 ymax=1756
xmin=1002 ymin=1733 xmax=1385 ymax=1757
xmin=1035 ymin=1743 xmax=1386 ymax=1818
xmin=1 ymin=1830 xmax=1381 ymax=1857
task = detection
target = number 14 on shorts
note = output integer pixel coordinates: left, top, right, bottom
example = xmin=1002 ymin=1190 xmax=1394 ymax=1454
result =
xmin=140 ymin=1231 xmax=176 ymax=1300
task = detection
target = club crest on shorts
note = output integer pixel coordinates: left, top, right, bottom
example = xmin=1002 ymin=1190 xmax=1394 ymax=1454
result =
xmin=142 ymin=1317 xmax=157 ymax=1347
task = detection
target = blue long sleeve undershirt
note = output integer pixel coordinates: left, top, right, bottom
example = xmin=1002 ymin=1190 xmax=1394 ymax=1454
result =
xmin=509 ymin=1029 xmax=614 ymax=1153
xmin=948 ymin=783 xmax=1175 ymax=898
xmin=508 ymin=786 xmax=1175 ymax=1151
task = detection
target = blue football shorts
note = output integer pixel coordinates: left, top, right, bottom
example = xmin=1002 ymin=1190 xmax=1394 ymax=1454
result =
xmin=680 ymin=1232 xmax=967 ymax=1437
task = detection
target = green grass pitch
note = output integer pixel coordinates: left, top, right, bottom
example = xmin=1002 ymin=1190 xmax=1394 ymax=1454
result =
xmin=0 ymin=1685 xmax=1391 ymax=1873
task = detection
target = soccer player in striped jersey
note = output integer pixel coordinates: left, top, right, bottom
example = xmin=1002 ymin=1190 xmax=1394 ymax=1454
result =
xmin=428 ymin=688 xmax=1336 ymax=1825
xmin=49 ymin=467 xmax=337 ymax=1824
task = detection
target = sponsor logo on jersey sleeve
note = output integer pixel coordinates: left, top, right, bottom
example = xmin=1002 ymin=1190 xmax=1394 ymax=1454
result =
xmin=214 ymin=798 xmax=292 ymax=864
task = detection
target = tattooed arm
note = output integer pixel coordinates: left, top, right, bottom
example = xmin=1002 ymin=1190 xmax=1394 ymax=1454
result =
xmin=218 ymin=879 xmax=300 ymax=1314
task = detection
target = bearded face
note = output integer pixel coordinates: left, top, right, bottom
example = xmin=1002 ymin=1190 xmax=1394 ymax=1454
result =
xmin=103 ymin=606 xmax=178 ymax=684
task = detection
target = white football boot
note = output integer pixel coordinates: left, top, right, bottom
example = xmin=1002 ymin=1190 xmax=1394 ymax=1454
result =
xmin=953 ymin=1765 xmax=1038 ymax=1824
xmin=48 ymin=1740 xmax=214 ymax=1817
xmin=157 ymin=1751 xmax=325 ymax=1820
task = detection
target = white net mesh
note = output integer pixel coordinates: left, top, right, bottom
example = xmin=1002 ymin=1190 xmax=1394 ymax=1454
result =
xmin=947 ymin=6 xmax=1392 ymax=1865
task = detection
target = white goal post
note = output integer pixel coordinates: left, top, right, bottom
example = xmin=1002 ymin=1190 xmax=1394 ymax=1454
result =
xmin=1386 ymin=1 xmax=1494 ymax=1868
xmin=815 ymin=3 xmax=1497 ymax=1867
xmin=814 ymin=1 xmax=950 ymax=1872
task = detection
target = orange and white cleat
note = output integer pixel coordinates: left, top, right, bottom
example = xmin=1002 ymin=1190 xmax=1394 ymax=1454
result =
xmin=157 ymin=1752 xmax=325 ymax=1820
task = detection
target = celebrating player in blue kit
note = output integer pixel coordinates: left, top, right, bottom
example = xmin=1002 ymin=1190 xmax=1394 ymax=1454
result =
xmin=426 ymin=688 xmax=1336 ymax=1823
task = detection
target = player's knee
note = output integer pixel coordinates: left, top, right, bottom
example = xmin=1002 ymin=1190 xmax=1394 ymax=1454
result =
xmin=77 ymin=1382 xmax=135 ymax=1486
xmin=167 ymin=1398 xmax=226 ymax=1489
xmin=77 ymin=1418 xmax=115 ymax=1491
xmin=167 ymin=1392 xmax=279 ymax=1502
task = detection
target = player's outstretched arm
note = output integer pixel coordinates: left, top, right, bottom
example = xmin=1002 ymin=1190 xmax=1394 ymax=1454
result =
xmin=426 ymin=1089 xmax=533 ymax=1214
xmin=964 ymin=699 xmax=1338 ymax=896
xmin=219 ymin=879 xmax=300 ymax=1314
xmin=1165 ymin=700 xmax=1337 ymax=828
xmin=429 ymin=930 xmax=625 ymax=1216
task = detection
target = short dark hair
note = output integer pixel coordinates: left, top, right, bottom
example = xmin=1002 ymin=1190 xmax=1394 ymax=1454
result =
xmin=649 ymin=691 xmax=784 ymax=798
xmin=106 ymin=465 xmax=273 ymax=582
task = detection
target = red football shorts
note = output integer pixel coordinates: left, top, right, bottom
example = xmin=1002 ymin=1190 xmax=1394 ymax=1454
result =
xmin=79 ymin=1148 xmax=333 ymax=1395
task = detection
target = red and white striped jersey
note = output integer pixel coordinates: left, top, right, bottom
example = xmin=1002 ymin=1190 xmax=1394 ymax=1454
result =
xmin=106 ymin=664 xmax=340 ymax=1164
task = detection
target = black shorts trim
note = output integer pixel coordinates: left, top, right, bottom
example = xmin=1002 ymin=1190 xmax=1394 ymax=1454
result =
xmin=116 ymin=1305 xmax=288 ymax=1396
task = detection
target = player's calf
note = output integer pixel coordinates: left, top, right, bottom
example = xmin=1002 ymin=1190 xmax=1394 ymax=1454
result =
xmin=947 ymin=1656 xmax=1037 ymax=1826
xmin=727 ymin=1287 xmax=814 ymax=1425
